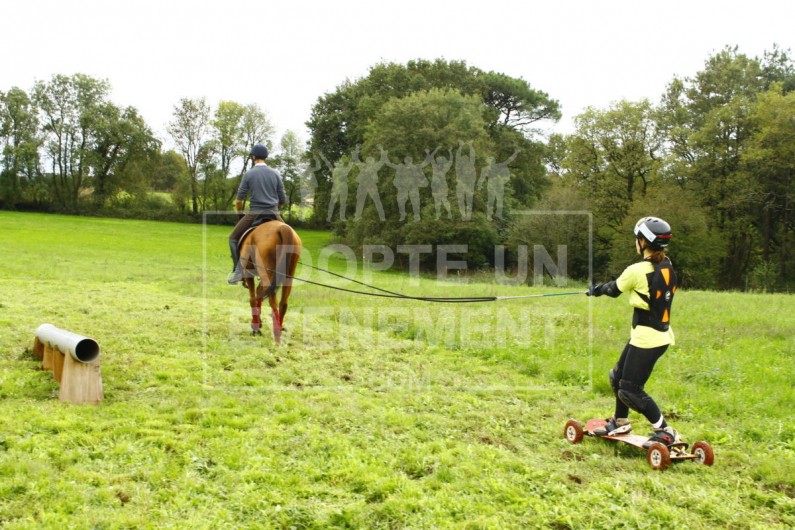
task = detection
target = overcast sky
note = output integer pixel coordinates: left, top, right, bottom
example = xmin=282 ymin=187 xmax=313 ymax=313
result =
xmin=3 ymin=0 xmax=794 ymax=151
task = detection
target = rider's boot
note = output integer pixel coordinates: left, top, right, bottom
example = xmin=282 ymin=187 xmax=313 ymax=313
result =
xmin=227 ymin=239 xmax=243 ymax=284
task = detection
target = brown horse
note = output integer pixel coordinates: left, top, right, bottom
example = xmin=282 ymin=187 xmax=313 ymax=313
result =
xmin=239 ymin=221 xmax=302 ymax=344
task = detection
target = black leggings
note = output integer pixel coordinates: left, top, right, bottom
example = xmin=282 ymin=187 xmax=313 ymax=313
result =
xmin=612 ymin=342 xmax=668 ymax=423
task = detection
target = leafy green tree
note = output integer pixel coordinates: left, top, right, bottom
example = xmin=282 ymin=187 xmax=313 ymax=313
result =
xmin=270 ymin=130 xmax=304 ymax=220
xmin=196 ymin=101 xmax=277 ymax=212
xmin=611 ymin=184 xmax=724 ymax=289
xmin=197 ymin=140 xmax=230 ymax=212
xmin=240 ymin=103 xmax=275 ymax=172
xmin=304 ymin=58 xmax=559 ymax=275
xmin=170 ymin=154 xmax=194 ymax=213
xmin=760 ymin=45 xmax=795 ymax=93
xmin=150 ymin=150 xmax=188 ymax=192
xmin=561 ymin=99 xmax=663 ymax=273
xmin=490 ymin=123 xmax=549 ymax=207
xmin=505 ymin=179 xmax=592 ymax=282
xmin=481 ymin=71 xmax=560 ymax=131
xmin=0 ymin=87 xmax=41 ymax=207
xmin=743 ymin=84 xmax=795 ymax=287
xmin=90 ymin=104 xmax=159 ymax=206
xmin=658 ymin=47 xmax=781 ymax=288
xmin=306 ymin=81 xmax=367 ymax=224
xmin=33 ymin=74 xmax=111 ymax=211
xmin=306 ymin=59 xmax=560 ymax=226
xmin=212 ymin=101 xmax=246 ymax=179
xmin=364 ymin=89 xmax=491 ymax=167
xmin=544 ymin=133 xmax=568 ymax=177
xmin=167 ymin=97 xmax=212 ymax=214
xmin=354 ymin=88 xmax=495 ymax=263
xmin=564 ymin=100 xmax=662 ymax=222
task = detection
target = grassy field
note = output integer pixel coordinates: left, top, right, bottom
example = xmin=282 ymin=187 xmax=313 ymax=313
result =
xmin=0 ymin=211 xmax=793 ymax=529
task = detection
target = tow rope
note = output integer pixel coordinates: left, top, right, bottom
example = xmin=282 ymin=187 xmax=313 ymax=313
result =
xmin=268 ymin=261 xmax=586 ymax=303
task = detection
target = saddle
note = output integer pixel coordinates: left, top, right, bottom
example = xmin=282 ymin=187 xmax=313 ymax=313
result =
xmin=237 ymin=215 xmax=281 ymax=281
xmin=238 ymin=214 xmax=278 ymax=251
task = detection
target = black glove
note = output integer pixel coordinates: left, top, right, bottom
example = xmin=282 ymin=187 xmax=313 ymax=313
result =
xmin=587 ymin=284 xmax=603 ymax=297
xmin=588 ymin=280 xmax=621 ymax=298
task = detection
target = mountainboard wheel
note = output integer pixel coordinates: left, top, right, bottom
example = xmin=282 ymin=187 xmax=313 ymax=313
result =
xmin=646 ymin=442 xmax=671 ymax=470
xmin=691 ymin=441 xmax=714 ymax=466
xmin=564 ymin=420 xmax=584 ymax=444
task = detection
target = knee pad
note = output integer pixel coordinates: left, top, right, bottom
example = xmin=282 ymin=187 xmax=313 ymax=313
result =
xmin=617 ymin=379 xmax=651 ymax=414
xmin=608 ymin=368 xmax=620 ymax=397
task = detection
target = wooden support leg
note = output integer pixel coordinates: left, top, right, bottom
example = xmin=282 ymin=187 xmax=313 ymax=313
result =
xmin=33 ymin=337 xmax=44 ymax=361
xmin=59 ymin=354 xmax=104 ymax=405
xmin=53 ymin=348 xmax=65 ymax=383
xmin=42 ymin=344 xmax=54 ymax=372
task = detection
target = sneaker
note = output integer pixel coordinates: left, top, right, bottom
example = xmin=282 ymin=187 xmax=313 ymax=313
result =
xmin=593 ymin=417 xmax=632 ymax=436
xmin=644 ymin=426 xmax=679 ymax=447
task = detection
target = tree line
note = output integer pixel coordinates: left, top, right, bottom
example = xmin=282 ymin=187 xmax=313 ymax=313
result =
xmin=304 ymin=51 xmax=795 ymax=291
xmin=547 ymin=46 xmax=795 ymax=291
xmin=0 ymin=74 xmax=299 ymax=221
xmin=1 ymin=48 xmax=794 ymax=290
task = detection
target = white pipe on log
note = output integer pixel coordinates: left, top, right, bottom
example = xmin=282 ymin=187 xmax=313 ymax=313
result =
xmin=34 ymin=324 xmax=100 ymax=363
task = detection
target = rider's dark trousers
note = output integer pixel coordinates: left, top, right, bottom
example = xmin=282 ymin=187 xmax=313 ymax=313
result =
xmin=228 ymin=211 xmax=284 ymax=270
xmin=613 ymin=342 xmax=668 ymax=423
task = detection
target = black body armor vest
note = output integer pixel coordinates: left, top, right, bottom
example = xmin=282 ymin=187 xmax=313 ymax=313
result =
xmin=632 ymin=257 xmax=677 ymax=332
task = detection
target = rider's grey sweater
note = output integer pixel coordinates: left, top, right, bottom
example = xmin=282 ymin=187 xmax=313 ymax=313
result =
xmin=237 ymin=163 xmax=286 ymax=212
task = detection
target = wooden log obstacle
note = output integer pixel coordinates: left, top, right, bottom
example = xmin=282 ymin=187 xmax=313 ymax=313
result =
xmin=33 ymin=324 xmax=104 ymax=404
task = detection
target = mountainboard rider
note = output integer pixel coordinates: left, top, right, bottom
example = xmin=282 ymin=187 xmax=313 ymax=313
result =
xmin=587 ymin=217 xmax=680 ymax=446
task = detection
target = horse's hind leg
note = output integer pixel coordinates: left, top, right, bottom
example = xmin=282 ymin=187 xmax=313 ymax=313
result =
xmin=246 ymin=278 xmax=262 ymax=336
xmin=278 ymin=285 xmax=292 ymax=330
xmin=267 ymin=290 xmax=282 ymax=344
xmin=278 ymin=250 xmax=300 ymax=331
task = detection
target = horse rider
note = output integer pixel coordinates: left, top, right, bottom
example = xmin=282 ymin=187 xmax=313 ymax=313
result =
xmin=228 ymin=144 xmax=286 ymax=284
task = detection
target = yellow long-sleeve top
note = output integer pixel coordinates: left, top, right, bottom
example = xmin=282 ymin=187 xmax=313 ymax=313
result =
xmin=616 ymin=261 xmax=676 ymax=348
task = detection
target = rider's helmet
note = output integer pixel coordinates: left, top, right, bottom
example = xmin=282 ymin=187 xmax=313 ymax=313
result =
xmin=250 ymin=144 xmax=269 ymax=160
xmin=634 ymin=217 xmax=672 ymax=250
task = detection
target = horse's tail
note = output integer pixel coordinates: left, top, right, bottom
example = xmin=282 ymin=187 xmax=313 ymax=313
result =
xmin=262 ymin=223 xmax=299 ymax=298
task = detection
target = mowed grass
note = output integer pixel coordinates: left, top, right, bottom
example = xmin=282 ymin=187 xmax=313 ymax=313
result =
xmin=0 ymin=211 xmax=793 ymax=529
